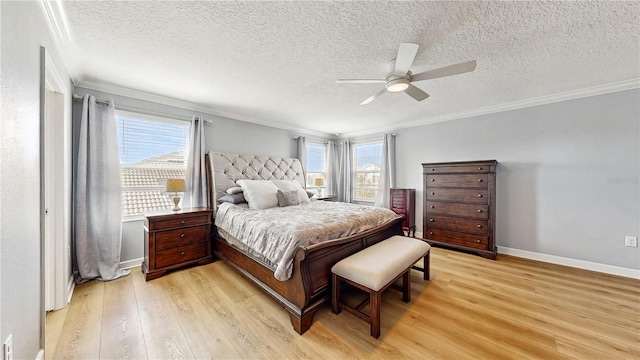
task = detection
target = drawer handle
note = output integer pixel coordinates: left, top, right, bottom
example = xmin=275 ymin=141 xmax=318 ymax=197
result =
xmin=180 ymin=233 xmax=186 ymax=238
xmin=429 ymin=232 xmax=434 ymax=235
xmin=478 ymin=167 xmax=483 ymax=170
xmin=430 ymin=192 xmax=435 ymax=195
xmin=180 ymin=251 xmax=186 ymax=256
xmin=478 ymin=179 xmax=483 ymax=182
xmin=477 ymin=209 xmax=482 ymax=213
xmin=478 ymin=194 xmax=483 ymax=198
xmin=430 ymin=178 xmax=435 ymax=182
xmin=431 ymin=168 xmax=435 ymax=172
xmin=476 ymin=239 xmax=481 ymax=243
xmin=477 ymin=225 xmax=482 ymax=228
xmin=180 ymin=220 xmax=185 ymax=224
xmin=430 ymin=205 xmax=435 ymax=208
xmin=430 ymin=218 xmax=434 ymax=222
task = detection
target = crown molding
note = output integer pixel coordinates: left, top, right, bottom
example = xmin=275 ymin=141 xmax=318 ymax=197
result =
xmin=36 ymin=0 xmax=82 ymax=82
xmin=342 ymin=79 xmax=640 ymax=138
xmin=76 ymin=79 xmax=331 ymax=138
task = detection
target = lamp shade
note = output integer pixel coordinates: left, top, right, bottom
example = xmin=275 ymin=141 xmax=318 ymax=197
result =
xmin=166 ymin=179 xmax=186 ymax=193
xmin=314 ymin=177 xmax=325 ymax=187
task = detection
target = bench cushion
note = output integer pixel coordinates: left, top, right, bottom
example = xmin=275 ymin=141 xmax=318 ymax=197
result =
xmin=332 ymin=236 xmax=431 ymax=291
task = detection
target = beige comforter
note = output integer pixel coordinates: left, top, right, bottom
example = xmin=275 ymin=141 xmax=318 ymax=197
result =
xmin=214 ymin=200 xmax=399 ymax=281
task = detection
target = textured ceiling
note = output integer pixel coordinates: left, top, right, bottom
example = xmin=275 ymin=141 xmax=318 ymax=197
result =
xmin=61 ymin=1 xmax=639 ymax=136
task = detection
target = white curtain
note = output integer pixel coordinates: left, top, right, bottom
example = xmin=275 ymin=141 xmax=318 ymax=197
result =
xmin=325 ymin=140 xmax=338 ymax=196
xmin=184 ymin=116 xmax=207 ymax=208
xmin=337 ymin=140 xmax=352 ymax=203
xmin=374 ymin=133 xmax=396 ymax=208
xmin=296 ymin=136 xmax=307 ymax=180
xmin=75 ymin=95 xmax=130 ymax=283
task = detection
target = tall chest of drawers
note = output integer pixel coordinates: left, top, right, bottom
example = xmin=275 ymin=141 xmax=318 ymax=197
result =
xmin=390 ymin=188 xmax=416 ymax=236
xmin=143 ymin=207 xmax=214 ymax=280
xmin=422 ymin=160 xmax=498 ymax=259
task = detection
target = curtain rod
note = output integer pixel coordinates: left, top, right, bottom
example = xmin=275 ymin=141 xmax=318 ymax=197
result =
xmin=72 ymin=94 xmax=110 ymax=105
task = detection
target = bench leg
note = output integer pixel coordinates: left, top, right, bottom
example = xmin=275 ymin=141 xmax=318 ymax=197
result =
xmin=402 ymin=270 xmax=411 ymax=302
xmin=332 ymin=273 xmax=341 ymax=314
xmin=423 ymin=251 xmax=430 ymax=280
xmin=370 ymin=290 xmax=381 ymax=338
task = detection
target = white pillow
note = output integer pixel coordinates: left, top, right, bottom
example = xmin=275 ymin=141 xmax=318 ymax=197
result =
xmin=272 ymin=180 xmax=310 ymax=204
xmin=226 ymin=186 xmax=243 ymax=194
xmin=236 ymin=180 xmax=279 ymax=210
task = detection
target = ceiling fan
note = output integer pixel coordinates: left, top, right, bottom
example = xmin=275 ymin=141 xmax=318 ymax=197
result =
xmin=336 ymin=43 xmax=476 ymax=105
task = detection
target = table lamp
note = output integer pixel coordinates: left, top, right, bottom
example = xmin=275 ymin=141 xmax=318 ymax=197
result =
xmin=314 ymin=177 xmax=324 ymax=196
xmin=166 ymin=179 xmax=186 ymax=211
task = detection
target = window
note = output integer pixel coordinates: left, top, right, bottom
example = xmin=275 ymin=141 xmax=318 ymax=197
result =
xmin=116 ymin=111 xmax=190 ymax=217
xmin=352 ymin=142 xmax=382 ymax=202
xmin=305 ymin=142 xmax=326 ymax=196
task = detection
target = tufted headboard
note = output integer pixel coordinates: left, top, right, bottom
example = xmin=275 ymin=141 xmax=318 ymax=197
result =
xmin=206 ymin=151 xmax=306 ymax=210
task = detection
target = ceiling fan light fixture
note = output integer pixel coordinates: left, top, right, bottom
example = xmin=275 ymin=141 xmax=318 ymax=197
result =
xmin=386 ymin=78 xmax=410 ymax=92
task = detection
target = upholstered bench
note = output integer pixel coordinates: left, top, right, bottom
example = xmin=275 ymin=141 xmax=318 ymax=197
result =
xmin=331 ymin=235 xmax=431 ymax=338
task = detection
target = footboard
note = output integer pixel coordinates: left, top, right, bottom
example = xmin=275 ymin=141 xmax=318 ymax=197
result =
xmin=213 ymin=215 xmax=404 ymax=334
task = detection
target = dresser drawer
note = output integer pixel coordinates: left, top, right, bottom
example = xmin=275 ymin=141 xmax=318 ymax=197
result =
xmin=426 ymin=174 xmax=488 ymax=188
xmin=426 ymin=201 xmax=488 ymax=219
xmin=424 ymin=164 xmax=492 ymax=174
xmin=155 ymin=225 xmax=207 ymax=250
xmin=424 ymin=228 xmax=489 ymax=250
xmin=424 ymin=215 xmax=488 ymax=235
xmin=426 ymin=188 xmax=488 ymax=204
xmin=155 ymin=241 xmax=208 ymax=268
xmin=391 ymin=197 xmax=407 ymax=208
xmin=149 ymin=214 xmax=210 ymax=231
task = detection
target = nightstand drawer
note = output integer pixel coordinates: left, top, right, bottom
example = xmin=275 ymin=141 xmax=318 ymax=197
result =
xmin=426 ymin=174 xmax=489 ymax=188
xmin=150 ymin=214 xmax=210 ymax=231
xmin=156 ymin=242 xmax=208 ymax=268
xmin=155 ymin=226 xmax=207 ymax=250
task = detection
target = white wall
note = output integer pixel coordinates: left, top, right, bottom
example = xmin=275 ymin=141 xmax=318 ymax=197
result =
xmin=394 ymin=89 xmax=639 ymax=270
xmin=1 ymin=2 xmax=71 ymax=358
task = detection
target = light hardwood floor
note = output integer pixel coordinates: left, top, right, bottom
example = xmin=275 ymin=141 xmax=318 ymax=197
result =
xmin=46 ymin=248 xmax=640 ymax=359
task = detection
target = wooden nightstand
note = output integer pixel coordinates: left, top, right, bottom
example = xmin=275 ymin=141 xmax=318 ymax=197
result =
xmin=316 ymin=195 xmax=338 ymax=201
xmin=142 ymin=207 xmax=214 ymax=281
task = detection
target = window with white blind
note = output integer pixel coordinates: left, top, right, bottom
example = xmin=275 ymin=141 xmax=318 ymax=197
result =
xmin=352 ymin=142 xmax=383 ymax=202
xmin=116 ymin=110 xmax=190 ymax=217
xmin=305 ymin=142 xmax=326 ymax=196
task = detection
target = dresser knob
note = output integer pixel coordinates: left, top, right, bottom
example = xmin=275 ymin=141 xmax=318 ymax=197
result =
xmin=430 ymin=205 xmax=435 ymax=208
xmin=431 ymin=168 xmax=435 ymax=172
xmin=477 ymin=225 xmax=482 ymax=228
xmin=180 ymin=233 xmax=186 ymax=238
xmin=180 ymin=251 xmax=186 ymax=256
xmin=478 ymin=179 xmax=483 ymax=182
xmin=429 ymin=232 xmax=434 ymax=235
xmin=477 ymin=209 xmax=482 ymax=213
xmin=476 ymin=239 xmax=481 ymax=243
xmin=478 ymin=194 xmax=483 ymax=198
xmin=430 ymin=178 xmax=435 ymax=182
xmin=180 ymin=220 xmax=185 ymax=224
xmin=430 ymin=192 xmax=435 ymax=195
xmin=430 ymin=219 xmax=434 ymax=222
xmin=478 ymin=167 xmax=483 ymax=170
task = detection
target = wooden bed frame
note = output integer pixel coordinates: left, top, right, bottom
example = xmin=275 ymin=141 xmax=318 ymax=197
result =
xmin=206 ymin=152 xmax=404 ymax=334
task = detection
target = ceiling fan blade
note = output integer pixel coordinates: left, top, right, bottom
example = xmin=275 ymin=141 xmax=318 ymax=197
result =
xmin=411 ymin=60 xmax=477 ymax=82
xmin=404 ymin=84 xmax=430 ymax=101
xmin=393 ymin=43 xmax=420 ymax=77
xmin=360 ymin=88 xmax=387 ymax=105
xmin=336 ymin=79 xmax=385 ymax=84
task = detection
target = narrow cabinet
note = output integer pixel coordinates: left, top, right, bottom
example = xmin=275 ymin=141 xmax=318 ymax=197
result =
xmin=422 ymin=160 xmax=497 ymax=259
xmin=390 ymin=188 xmax=416 ymax=237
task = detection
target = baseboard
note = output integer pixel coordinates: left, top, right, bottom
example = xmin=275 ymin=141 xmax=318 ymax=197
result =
xmin=36 ymin=349 xmax=44 ymax=360
xmin=66 ymin=274 xmax=75 ymax=305
xmin=119 ymin=257 xmax=144 ymax=270
xmin=498 ymin=246 xmax=640 ymax=280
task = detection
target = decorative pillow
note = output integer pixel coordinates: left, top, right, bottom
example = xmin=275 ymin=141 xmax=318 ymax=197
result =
xmin=236 ymin=180 xmax=279 ymax=210
xmin=272 ymin=180 xmax=310 ymax=204
xmin=277 ymin=190 xmax=300 ymax=207
xmin=306 ymin=190 xmax=315 ymax=198
xmin=226 ymin=186 xmax=243 ymax=195
xmin=218 ymin=192 xmax=246 ymax=204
